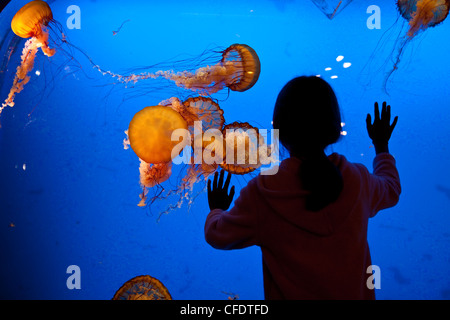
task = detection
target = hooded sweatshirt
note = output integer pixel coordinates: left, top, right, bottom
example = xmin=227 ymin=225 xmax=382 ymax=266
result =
xmin=204 ymin=152 xmax=401 ymax=300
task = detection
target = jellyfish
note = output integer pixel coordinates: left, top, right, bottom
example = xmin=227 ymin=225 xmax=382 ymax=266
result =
xmin=112 ymin=275 xmax=172 ymax=300
xmin=1 ymin=0 xmax=55 ymax=113
xmin=384 ymin=0 xmax=450 ymax=90
xmin=127 ymin=105 xmax=189 ymax=164
xmin=98 ymin=44 xmax=261 ymax=96
xmin=218 ymin=122 xmax=274 ymax=175
xmin=1 ymin=1 xmax=110 ymax=118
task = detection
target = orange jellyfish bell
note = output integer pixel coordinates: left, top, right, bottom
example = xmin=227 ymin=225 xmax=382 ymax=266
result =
xmin=99 ymin=44 xmax=261 ymax=95
xmin=11 ymin=0 xmax=53 ymax=39
xmin=221 ymin=44 xmax=261 ymax=92
xmin=112 ymin=275 xmax=172 ymax=300
xmin=10 ymin=0 xmax=55 ymax=57
xmin=128 ymin=105 xmax=189 ymax=164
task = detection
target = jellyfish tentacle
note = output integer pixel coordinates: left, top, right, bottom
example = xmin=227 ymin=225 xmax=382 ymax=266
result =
xmin=127 ymin=106 xmax=189 ymax=164
xmin=137 ymin=161 xmax=172 ymax=207
xmin=34 ymin=24 xmax=55 ymax=57
xmin=220 ymin=122 xmax=276 ymax=175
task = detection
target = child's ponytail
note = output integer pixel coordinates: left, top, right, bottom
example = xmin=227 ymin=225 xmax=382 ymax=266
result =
xmin=300 ymin=151 xmax=343 ymax=212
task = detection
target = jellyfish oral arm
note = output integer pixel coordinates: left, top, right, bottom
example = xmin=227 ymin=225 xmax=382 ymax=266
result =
xmin=1 ymin=27 xmax=55 ymax=112
xmin=1 ymin=38 xmax=39 ymax=111
xmin=34 ymin=24 xmax=55 ymax=57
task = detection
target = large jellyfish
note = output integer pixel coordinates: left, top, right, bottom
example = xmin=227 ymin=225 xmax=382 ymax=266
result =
xmin=112 ymin=275 xmax=172 ymax=300
xmin=384 ymin=0 xmax=450 ymax=90
xmin=1 ymin=0 xmax=55 ymax=113
xmin=98 ymin=44 xmax=261 ymax=96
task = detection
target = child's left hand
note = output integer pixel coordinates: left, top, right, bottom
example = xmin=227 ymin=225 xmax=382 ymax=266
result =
xmin=207 ymin=170 xmax=235 ymax=211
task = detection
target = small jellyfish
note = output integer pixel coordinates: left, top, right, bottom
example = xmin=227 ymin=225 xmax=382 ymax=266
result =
xmin=219 ymin=122 xmax=274 ymax=175
xmin=112 ymin=275 xmax=172 ymax=300
xmin=137 ymin=161 xmax=173 ymax=207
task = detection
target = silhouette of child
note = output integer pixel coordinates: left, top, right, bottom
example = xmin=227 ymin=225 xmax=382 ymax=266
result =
xmin=205 ymin=76 xmax=401 ymax=299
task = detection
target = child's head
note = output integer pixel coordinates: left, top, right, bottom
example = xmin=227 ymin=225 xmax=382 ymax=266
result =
xmin=272 ymin=76 xmax=343 ymax=212
xmin=272 ymin=76 xmax=342 ymax=156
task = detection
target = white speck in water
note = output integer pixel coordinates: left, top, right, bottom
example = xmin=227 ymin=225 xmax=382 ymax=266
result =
xmin=343 ymin=62 xmax=352 ymax=68
xmin=23 ymin=163 xmax=26 ymax=171
xmin=336 ymin=55 xmax=344 ymax=62
xmin=331 ymin=75 xmax=338 ymax=79
xmin=35 ymin=70 xmax=41 ymax=76
xmin=325 ymin=67 xmax=332 ymax=71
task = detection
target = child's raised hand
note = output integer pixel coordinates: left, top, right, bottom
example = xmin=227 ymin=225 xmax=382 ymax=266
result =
xmin=207 ymin=170 xmax=235 ymax=211
xmin=366 ymin=102 xmax=398 ymax=153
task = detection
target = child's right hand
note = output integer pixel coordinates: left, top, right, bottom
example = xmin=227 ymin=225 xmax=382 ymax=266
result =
xmin=366 ymin=101 xmax=398 ymax=154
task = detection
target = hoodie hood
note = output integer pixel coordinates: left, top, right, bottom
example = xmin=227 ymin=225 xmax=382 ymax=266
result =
xmin=256 ymin=154 xmax=352 ymax=236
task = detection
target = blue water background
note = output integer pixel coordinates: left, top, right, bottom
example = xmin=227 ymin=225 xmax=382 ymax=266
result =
xmin=0 ymin=0 xmax=449 ymax=299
